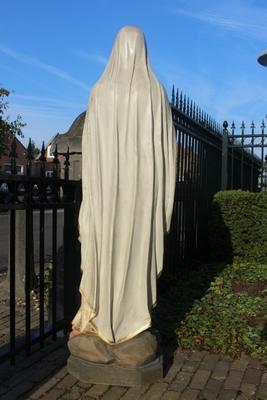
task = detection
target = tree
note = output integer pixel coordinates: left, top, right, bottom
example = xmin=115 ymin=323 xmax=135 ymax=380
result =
xmin=0 ymin=87 xmax=25 ymax=156
xmin=30 ymin=140 xmax=41 ymax=158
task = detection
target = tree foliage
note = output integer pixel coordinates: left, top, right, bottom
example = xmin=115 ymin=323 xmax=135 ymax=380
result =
xmin=0 ymin=87 xmax=25 ymax=156
xmin=30 ymin=140 xmax=40 ymax=158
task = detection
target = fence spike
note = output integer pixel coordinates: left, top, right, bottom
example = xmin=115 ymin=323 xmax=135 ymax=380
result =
xmin=190 ymin=100 xmax=193 ymax=117
xmin=193 ymin=103 xmax=196 ymax=119
xmin=171 ymin=85 xmax=175 ymax=105
xmin=39 ymin=141 xmax=46 ymax=162
xmin=201 ymin=110 xmax=204 ymax=124
xmin=64 ymin=146 xmax=70 ymax=180
xmin=26 ymin=138 xmax=34 ymax=177
xmin=231 ymin=121 xmax=235 ymax=135
xmin=208 ymin=116 xmax=212 ymax=129
xmin=186 ymin=98 xmax=190 ymax=115
xmin=175 ymin=88 xmax=179 ymax=108
xmin=53 ymin=144 xmax=59 ymax=178
xmin=223 ymin=121 xmax=228 ymax=130
xmin=9 ymin=136 xmax=18 ymax=175
xmin=26 ymin=138 xmax=34 ymax=161
xmin=179 ymin=91 xmax=183 ymax=110
xmin=183 ymin=94 xmax=186 ymax=113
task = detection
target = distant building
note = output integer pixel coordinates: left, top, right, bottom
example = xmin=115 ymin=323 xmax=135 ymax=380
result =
xmin=0 ymin=135 xmax=27 ymax=175
xmin=48 ymin=112 xmax=85 ymax=180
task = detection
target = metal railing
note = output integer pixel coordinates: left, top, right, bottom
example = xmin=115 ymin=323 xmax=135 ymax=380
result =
xmin=221 ymin=121 xmax=267 ymax=191
xmin=165 ymin=87 xmax=262 ymax=273
xmin=0 ymin=138 xmax=81 ymax=364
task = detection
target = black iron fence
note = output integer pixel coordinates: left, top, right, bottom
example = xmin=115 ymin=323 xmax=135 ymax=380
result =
xmin=221 ymin=120 xmax=267 ymax=191
xmin=165 ymin=87 xmax=263 ymax=273
xmin=0 ymin=139 xmax=81 ymax=364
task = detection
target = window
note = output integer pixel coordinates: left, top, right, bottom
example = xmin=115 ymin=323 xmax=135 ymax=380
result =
xmin=3 ymin=164 xmax=23 ymax=175
xmin=45 ymin=170 xmax=53 ymax=177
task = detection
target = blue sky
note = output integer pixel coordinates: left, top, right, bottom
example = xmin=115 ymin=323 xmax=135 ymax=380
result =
xmin=1 ymin=0 xmax=267 ymax=148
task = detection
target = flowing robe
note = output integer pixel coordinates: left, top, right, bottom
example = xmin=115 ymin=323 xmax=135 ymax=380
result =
xmin=72 ymin=26 xmax=177 ymax=344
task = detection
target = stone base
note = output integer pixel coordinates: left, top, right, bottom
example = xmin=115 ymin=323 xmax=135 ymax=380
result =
xmin=67 ymin=354 xmax=163 ymax=386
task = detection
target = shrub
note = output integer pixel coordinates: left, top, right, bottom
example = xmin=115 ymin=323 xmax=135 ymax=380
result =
xmin=176 ymin=262 xmax=267 ymax=362
xmin=209 ymin=190 xmax=267 ymax=263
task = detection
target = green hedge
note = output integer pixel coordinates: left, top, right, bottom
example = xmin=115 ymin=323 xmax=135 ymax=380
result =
xmin=209 ymin=190 xmax=267 ymax=263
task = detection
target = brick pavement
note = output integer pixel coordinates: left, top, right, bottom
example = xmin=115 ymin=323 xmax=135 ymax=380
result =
xmin=0 ymin=337 xmax=266 ymax=399
xmin=0 ymin=271 xmax=49 ymax=348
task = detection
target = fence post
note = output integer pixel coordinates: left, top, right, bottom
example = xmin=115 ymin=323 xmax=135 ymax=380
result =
xmin=221 ymin=121 xmax=229 ymax=190
xmin=63 ymin=182 xmax=81 ymax=328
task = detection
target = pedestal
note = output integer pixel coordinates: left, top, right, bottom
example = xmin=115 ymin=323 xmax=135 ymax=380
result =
xmin=67 ymin=354 xmax=163 ymax=386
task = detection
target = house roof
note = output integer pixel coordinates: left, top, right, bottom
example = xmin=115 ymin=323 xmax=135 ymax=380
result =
xmin=47 ymin=111 xmax=86 ymax=153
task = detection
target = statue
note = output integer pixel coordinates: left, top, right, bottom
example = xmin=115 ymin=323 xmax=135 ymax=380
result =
xmin=68 ymin=26 xmax=177 ymax=386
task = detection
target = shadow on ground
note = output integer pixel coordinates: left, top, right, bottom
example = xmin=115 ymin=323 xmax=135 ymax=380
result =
xmin=154 ymin=202 xmax=233 ymax=375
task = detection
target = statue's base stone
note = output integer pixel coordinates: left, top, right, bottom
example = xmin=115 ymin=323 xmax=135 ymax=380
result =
xmin=67 ymin=355 xmax=163 ymax=387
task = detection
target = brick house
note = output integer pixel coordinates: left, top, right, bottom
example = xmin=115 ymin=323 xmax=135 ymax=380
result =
xmin=0 ymin=135 xmax=27 ymax=175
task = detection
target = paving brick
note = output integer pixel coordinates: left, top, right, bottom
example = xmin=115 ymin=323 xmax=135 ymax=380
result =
xmin=29 ymin=377 xmax=59 ymax=399
xmin=242 ymin=368 xmax=263 ymax=385
xmin=175 ymin=350 xmax=191 ymax=361
xmin=30 ymin=364 xmax=56 ymax=383
xmin=40 ymin=338 xmax=67 ymax=354
xmin=212 ymin=361 xmax=231 ymax=380
xmin=218 ymin=389 xmax=239 ymax=400
xmin=164 ymin=361 xmax=184 ymax=383
xmin=239 ymin=383 xmax=256 ymax=398
xmin=230 ymin=359 xmax=248 ymax=372
xmin=101 ymin=386 xmax=128 ymax=400
xmin=189 ymin=351 xmax=207 ymax=362
xmin=41 ymin=387 xmax=66 ymax=400
xmin=16 ymin=348 xmax=47 ymax=368
xmin=162 ymin=390 xmax=181 ymax=400
xmin=46 ymin=347 xmax=69 ymax=362
xmin=170 ymin=372 xmax=193 ymax=393
xmin=4 ymin=365 xmax=35 ymax=386
xmin=0 ymin=380 xmax=35 ymax=400
xmin=179 ymin=388 xmax=199 ymax=400
xmin=261 ymin=372 xmax=267 ymax=384
xmin=200 ymin=378 xmax=224 ymax=399
xmin=256 ymin=384 xmax=267 ymax=400
xmin=120 ymin=385 xmax=149 ymax=400
xmin=66 ymin=387 xmax=86 ymax=399
xmin=76 ymin=380 xmax=93 ymax=389
xmin=190 ymin=369 xmax=211 ymax=390
xmin=224 ymin=370 xmax=244 ymax=390
xmin=142 ymin=382 xmax=168 ymax=400
xmin=54 ymin=366 xmax=68 ymax=380
xmin=56 ymin=373 xmax=78 ymax=389
xmin=200 ymin=353 xmax=220 ymax=370
xmin=85 ymin=384 xmax=110 ymax=398
xmin=182 ymin=361 xmax=199 ymax=373
xmin=248 ymin=358 xmax=264 ymax=369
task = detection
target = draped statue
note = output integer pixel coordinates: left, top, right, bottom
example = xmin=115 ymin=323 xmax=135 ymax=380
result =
xmin=68 ymin=26 xmax=177 ymax=373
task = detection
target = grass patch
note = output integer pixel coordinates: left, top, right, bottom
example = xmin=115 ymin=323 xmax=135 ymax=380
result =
xmin=154 ymin=261 xmax=267 ymax=363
